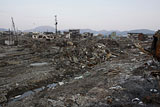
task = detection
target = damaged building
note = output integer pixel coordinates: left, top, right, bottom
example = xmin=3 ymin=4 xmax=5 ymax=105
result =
xmin=69 ymin=29 xmax=81 ymax=38
xmin=128 ymin=33 xmax=149 ymax=41
xmin=82 ymin=32 xmax=93 ymax=38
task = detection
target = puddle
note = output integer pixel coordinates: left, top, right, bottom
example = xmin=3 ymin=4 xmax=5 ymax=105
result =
xmin=47 ymin=83 xmax=57 ymax=88
xmin=7 ymin=74 xmax=86 ymax=105
xmin=30 ymin=62 xmax=48 ymax=66
xmin=33 ymin=86 xmax=45 ymax=93
xmin=7 ymin=72 xmax=88 ymax=105
xmin=9 ymin=83 xmax=57 ymax=104
xmin=10 ymin=91 xmax=34 ymax=103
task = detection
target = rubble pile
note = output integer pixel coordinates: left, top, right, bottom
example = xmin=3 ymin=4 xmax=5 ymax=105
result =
xmin=51 ymin=37 xmax=123 ymax=77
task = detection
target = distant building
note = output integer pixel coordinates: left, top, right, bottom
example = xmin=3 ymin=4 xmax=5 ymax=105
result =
xmin=0 ymin=31 xmax=2 ymax=36
xmin=2 ymin=31 xmax=12 ymax=36
xmin=32 ymin=33 xmax=55 ymax=40
xmin=138 ymin=33 xmax=147 ymax=41
xmin=43 ymin=32 xmax=54 ymax=35
xmin=128 ymin=33 xmax=148 ymax=41
xmin=82 ymin=32 xmax=93 ymax=38
xmin=109 ymin=32 xmax=116 ymax=39
xmin=63 ymin=31 xmax=70 ymax=39
xmin=69 ymin=29 xmax=80 ymax=38
xmin=69 ymin=29 xmax=80 ymax=34
xmin=57 ymin=31 xmax=61 ymax=35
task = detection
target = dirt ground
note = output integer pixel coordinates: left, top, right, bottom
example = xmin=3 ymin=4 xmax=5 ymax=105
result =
xmin=0 ymin=35 xmax=160 ymax=107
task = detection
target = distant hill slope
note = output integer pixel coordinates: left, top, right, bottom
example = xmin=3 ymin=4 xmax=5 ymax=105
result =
xmin=24 ymin=26 xmax=55 ymax=32
xmin=2 ymin=26 xmax=155 ymax=35
xmin=128 ymin=29 xmax=155 ymax=34
xmin=80 ymin=29 xmax=155 ymax=35
xmin=0 ymin=28 xmax=8 ymax=31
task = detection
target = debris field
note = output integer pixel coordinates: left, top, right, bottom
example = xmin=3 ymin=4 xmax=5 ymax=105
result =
xmin=0 ymin=34 xmax=160 ymax=107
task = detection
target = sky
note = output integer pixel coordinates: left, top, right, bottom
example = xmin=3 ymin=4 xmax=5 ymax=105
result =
xmin=0 ymin=0 xmax=160 ymax=31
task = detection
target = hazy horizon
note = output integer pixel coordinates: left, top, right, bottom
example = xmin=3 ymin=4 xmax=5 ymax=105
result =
xmin=1 ymin=0 xmax=160 ymax=31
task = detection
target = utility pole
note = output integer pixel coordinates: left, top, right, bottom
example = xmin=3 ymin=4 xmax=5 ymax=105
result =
xmin=8 ymin=29 xmax=11 ymax=45
xmin=55 ymin=15 xmax=58 ymax=35
xmin=11 ymin=17 xmax=18 ymax=42
xmin=11 ymin=17 xmax=16 ymax=35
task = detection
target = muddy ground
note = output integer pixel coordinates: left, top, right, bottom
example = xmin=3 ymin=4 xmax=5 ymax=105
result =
xmin=0 ymin=35 xmax=160 ymax=107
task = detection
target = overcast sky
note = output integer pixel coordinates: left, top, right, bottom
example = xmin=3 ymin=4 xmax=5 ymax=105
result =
xmin=0 ymin=0 xmax=160 ymax=31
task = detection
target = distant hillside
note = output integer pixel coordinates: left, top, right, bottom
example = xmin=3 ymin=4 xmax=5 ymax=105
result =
xmin=128 ymin=29 xmax=155 ymax=34
xmin=0 ymin=28 xmax=7 ymax=31
xmin=80 ymin=29 xmax=155 ymax=35
xmin=24 ymin=26 xmax=55 ymax=32
xmin=80 ymin=29 xmax=99 ymax=34
xmin=80 ymin=29 xmax=121 ymax=35
xmin=22 ymin=26 xmax=155 ymax=35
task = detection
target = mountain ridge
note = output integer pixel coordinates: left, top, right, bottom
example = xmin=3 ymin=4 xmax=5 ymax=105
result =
xmin=0 ymin=28 xmax=8 ymax=31
xmin=24 ymin=26 xmax=55 ymax=32
xmin=0 ymin=26 xmax=156 ymax=35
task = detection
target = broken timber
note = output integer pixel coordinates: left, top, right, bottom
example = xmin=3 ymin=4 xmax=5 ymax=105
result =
xmin=135 ymin=30 xmax=160 ymax=61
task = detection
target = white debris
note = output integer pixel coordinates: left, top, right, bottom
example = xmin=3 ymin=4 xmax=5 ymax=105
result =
xmin=132 ymin=98 xmax=140 ymax=103
xmin=138 ymin=101 xmax=144 ymax=105
xmin=74 ymin=76 xmax=83 ymax=80
xmin=111 ymin=55 xmax=117 ymax=58
xmin=150 ymin=89 xmax=158 ymax=93
xmin=146 ymin=60 xmax=153 ymax=66
xmin=47 ymin=99 xmax=64 ymax=106
xmin=109 ymin=85 xmax=123 ymax=90
xmin=16 ymin=83 xmax=19 ymax=86
xmin=131 ymin=58 xmax=136 ymax=61
xmin=115 ymin=98 xmax=120 ymax=102
xmin=14 ymin=95 xmax=21 ymax=99
xmin=58 ymin=82 xmax=64 ymax=86
xmin=97 ymin=43 xmax=105 ymax=48
xmin=139 ymin=52 xmax=145 ymax=55
xmin=30 ymin=62 xmax=48 ymax=66
xmin=82 ymin=65 xmax=85 ymax=69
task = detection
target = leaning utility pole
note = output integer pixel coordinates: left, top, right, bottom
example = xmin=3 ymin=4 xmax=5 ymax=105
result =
xmin=11 ymin=17 xmax=18 ymax=42
xmin=55 ymin=15 xmax=58 ymax=35
xmin=11 ymin=17 xmax=16 ymax=35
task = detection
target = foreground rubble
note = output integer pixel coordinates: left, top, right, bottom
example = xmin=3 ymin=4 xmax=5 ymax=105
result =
xmin=0 ymin=35 xmax=160 ymax=107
